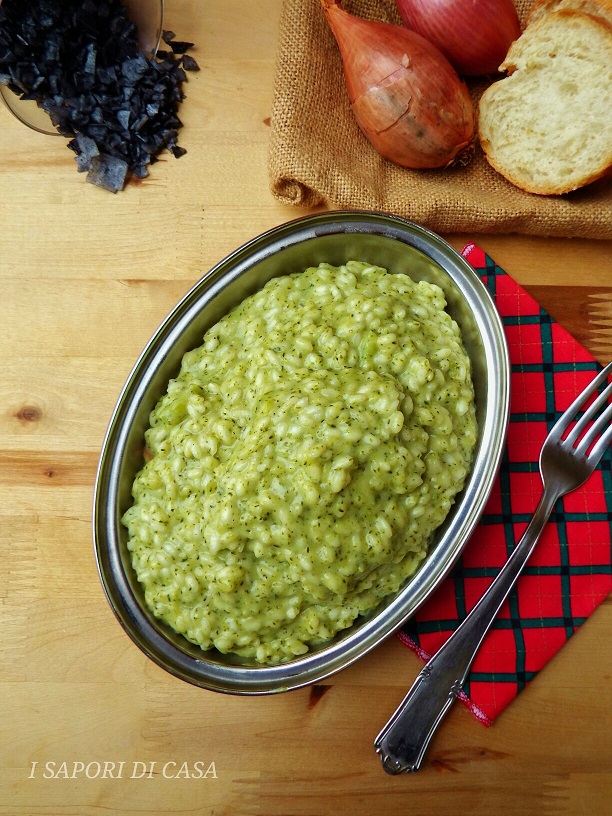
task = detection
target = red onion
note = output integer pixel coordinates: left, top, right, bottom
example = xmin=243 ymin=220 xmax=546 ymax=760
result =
xmin=395 ymin=0 xmax=521 ymax=76
xmin=320 ymin=0 xmax=474 ymax=170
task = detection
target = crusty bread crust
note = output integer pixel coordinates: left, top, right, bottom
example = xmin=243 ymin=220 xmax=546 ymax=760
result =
xmin=478 ymin=10 xmax=612 ymax=195
xmin=526 ymin=0 xmax=612 ymax=27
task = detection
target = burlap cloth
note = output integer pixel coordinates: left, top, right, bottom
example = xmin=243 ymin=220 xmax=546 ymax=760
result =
xmin=269 ymin=0 xmax=612 ymax=238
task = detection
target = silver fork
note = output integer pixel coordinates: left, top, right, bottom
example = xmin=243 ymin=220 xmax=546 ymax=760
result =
xmin=375 ymin=362 xmax=612 ymax=774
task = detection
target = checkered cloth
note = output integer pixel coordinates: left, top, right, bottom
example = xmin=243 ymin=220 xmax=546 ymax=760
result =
xmin=399 ymin=243 xmax=612 ymax=726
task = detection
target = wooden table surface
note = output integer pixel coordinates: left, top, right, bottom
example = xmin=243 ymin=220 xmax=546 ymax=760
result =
xmin=1 ymin=2 xmax=611 ymax=814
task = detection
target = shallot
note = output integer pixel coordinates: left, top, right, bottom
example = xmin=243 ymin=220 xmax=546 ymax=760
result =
xmin=320 ymin=0 xmax=474 ymax=170
xmin=395 ymin=0 xmax=521 ymax=76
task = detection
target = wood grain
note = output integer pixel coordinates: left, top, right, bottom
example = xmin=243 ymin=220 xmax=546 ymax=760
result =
xmin=0 ymin=1 xmax=611 ymax=814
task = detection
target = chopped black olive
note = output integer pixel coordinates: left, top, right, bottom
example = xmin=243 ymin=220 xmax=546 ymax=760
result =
xmin=0 ymin=0 xmax=199 ymax=191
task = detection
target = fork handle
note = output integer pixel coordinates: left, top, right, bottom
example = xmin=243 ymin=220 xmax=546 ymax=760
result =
xmin=374 ymin=486 xmax=558 ymax=774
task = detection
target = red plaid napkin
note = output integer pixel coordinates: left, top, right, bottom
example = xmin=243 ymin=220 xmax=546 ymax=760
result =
xmin=399 ymin=243 xmax=612 ymax=726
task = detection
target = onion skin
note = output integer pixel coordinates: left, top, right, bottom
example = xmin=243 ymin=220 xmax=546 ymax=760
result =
xmin=395 ymin=0 xmax=521 ymax=76
xmin=320 ymin=0 xmax=474 ymax=170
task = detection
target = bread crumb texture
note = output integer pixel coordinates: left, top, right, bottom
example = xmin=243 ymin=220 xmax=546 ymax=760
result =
xmin=478 ymin=10 xmax=612 ymax=195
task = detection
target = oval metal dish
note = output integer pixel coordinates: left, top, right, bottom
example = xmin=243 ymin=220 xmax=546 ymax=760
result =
xmin=93 ymin=211 xmax=510 ymax=694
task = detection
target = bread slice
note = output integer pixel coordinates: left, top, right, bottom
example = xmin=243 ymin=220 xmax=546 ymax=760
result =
xmin=478 ymin=10 xmax=612 ymax=195
xmin=527 ymin=0 xmax=612 ymax=27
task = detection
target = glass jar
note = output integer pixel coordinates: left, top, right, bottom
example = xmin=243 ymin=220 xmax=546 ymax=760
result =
xmin=0 ymin=0 xmax=164 ymax=135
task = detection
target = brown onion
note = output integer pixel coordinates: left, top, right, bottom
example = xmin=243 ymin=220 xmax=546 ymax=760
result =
xmin=395 ymin=0 xmax=521 ymax=76
xmin=320 ymin=0 xmax=474 ymax=170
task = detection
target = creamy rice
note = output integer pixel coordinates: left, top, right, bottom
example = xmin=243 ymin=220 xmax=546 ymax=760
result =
xmin=122 ymin=261 xmax=477 ymax=664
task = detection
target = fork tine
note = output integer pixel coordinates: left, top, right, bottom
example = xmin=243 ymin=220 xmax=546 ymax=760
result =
xmin=549 ymin=362 xmax=612 ymax=444
xmin=587 ymin=419 xmax=612 ymax=466
xmin=575 ymin=398 xmax=612 ymax=457
xmin=565 ymin=377 xmax=612 ymax=448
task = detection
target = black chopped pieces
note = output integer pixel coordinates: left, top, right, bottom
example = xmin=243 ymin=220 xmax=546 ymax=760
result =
xmin=69 ymin=132 xmax=99 ymax=171
xmin=182 ymin=55 xmax=200 ymax=73
xmin=0 ymin=0 xmax=199 ymax=192
xmin=168 ymin=41 xmax=194 ymax=55
xmin=87 ymin=154 xmax=129 ymax=193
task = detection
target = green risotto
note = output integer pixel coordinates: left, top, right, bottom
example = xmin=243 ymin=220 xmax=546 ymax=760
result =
xmin=123 ymin=261 xmax=477 ymax=664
